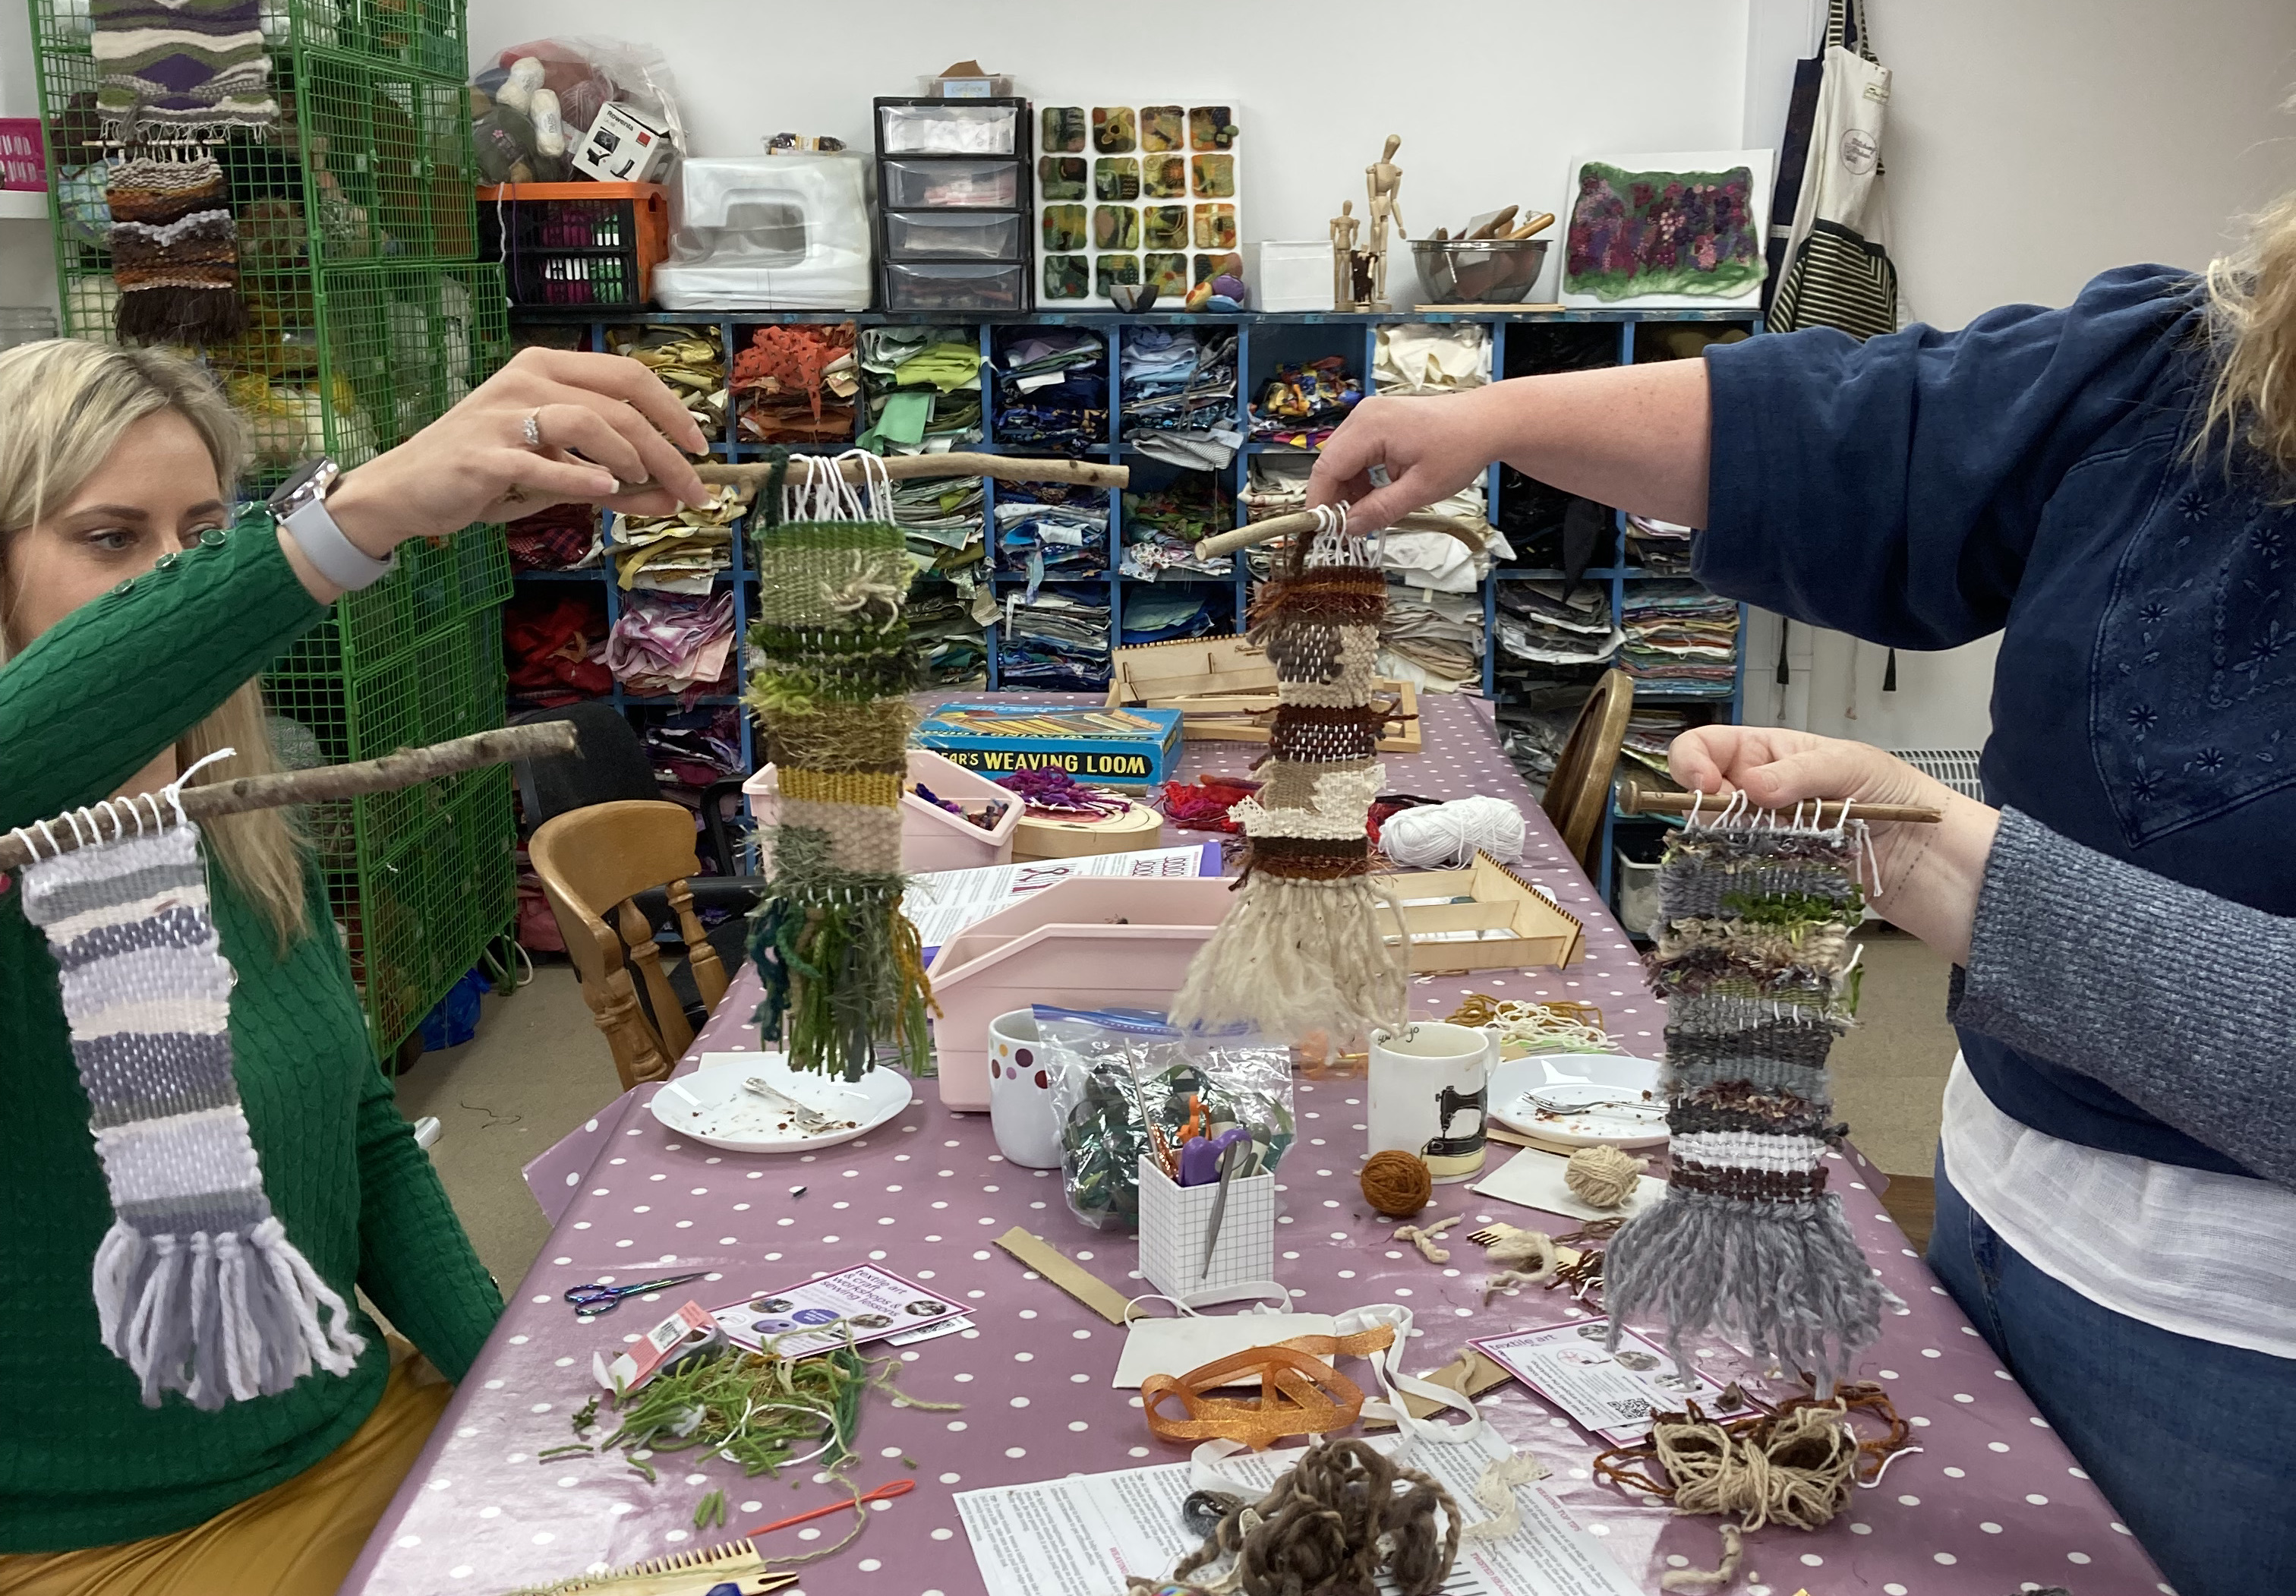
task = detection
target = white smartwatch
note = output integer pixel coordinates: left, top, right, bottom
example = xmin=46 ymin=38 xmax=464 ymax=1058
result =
xmin=267 ymin=456 xmax=395 ymax=590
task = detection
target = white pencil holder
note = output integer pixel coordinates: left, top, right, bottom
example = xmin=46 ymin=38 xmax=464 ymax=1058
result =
xmin=1137 ymin=1156 xmax=1276 ymax=1302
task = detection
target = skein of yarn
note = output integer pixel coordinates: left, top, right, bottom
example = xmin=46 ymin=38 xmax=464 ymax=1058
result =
xmin=1563 ymin=1144 xmax=1648 ymax=1210
xmin=1380 ymin=795 xmax=1528 ymax=868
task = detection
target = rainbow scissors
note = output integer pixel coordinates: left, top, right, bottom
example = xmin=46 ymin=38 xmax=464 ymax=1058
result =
xmin=564 ymin=1271 xmax=707 ymax=1318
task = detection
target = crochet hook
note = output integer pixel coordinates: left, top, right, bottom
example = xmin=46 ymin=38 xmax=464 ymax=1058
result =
xmin=741 ymin=1479 xmax=913 ymax=1538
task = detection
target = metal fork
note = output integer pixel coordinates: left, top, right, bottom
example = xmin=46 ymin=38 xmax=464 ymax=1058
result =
xmin=743 ymin=1077 xmax=836 ymax=1134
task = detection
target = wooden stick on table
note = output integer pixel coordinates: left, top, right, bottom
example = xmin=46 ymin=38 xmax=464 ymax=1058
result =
xmin=1616 ymin=782 xmax=1944 ymax=825
xmin=695 ymin=452 xmax=1128 ymax=497
xmin=0 ymin=722 xmax=580 ymax=872
xmin=1195 ymin=508 xmax=1489 ymax=560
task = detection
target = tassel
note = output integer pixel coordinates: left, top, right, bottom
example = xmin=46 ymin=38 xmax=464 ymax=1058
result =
xmin=1171 ymin=875 xmax=1408 ymax=1042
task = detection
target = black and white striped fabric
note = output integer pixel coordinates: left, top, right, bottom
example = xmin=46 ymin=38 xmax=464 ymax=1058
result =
xmin=1771 ymin=219 xmax=1900 ymax=342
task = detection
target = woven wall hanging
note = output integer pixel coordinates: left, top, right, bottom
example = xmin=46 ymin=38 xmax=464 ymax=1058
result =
xmin=1170 ymin=504 xmax=1408 ymax=1042
xmin=1603 ymin=796 xmax=1900 ymax=1386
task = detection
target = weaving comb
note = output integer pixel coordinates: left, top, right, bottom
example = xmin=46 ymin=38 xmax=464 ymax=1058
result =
xmin=505 ymin=1540 xmax=799 ymax=1596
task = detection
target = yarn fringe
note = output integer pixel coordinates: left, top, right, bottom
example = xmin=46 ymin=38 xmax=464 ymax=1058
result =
xmin=747 ymin=835 xmax=932 ymax=1082
xmin=1602 ymin=1188 xmax=1898 ymax=1390
xmin=1168 ymin=874 xmax=1408 ymax=1044
xmin=115 ymin=283 xmax=246 ymax=345
xmin=94 ymin=1215 xmax=363 ymax=1411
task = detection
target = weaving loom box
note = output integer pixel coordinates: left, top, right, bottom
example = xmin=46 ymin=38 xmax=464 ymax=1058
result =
xmin=1105 ymin=635 xmax=1422 ymax=753
xmin=914 ymin=703 xmax=1185 ymax=788
xmin=1389 ymin=852 xmax=1586 ymax=973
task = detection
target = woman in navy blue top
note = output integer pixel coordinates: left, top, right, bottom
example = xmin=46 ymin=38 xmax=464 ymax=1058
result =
xmin=1308 ymin=204 xmax=2296 ymax=1596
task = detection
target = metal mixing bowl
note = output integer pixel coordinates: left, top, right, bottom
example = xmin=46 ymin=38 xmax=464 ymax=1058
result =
xmin=1409 ymin=238 xmax=1550 ymax=304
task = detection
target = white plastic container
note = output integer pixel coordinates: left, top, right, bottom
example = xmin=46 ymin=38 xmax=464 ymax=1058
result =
xmin=1247 ymin=241 xmax=1335 ymax=312
xmin=1615 ymin=850 xmax=1664 ymax=941
xmin=743 ymin=749 xmax=1020 ymax=875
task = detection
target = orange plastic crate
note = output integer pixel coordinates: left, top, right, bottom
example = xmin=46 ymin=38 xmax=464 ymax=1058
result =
xmin=478 ymin=181 xmax=669 ymax=307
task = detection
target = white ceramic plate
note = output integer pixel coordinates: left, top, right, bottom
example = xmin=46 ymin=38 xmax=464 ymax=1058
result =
xmin=1488 ymin=1052 xmax=1667 ymax=1149
xmin=648 ymin=1052 xmax=913 ymax=1153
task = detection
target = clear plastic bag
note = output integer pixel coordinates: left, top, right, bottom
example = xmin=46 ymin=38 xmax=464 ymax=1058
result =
xmin=471 ymin=37 xmax=685 ymax=182
xmin=1035 ymin=1007 xmax=1295 ymax=1233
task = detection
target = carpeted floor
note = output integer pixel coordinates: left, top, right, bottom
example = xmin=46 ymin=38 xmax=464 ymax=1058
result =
xmin=396 ymin=927 xmax=1962 ymax=1292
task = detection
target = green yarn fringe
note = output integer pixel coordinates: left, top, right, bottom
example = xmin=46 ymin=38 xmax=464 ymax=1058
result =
xmin=746 ymin=827 xmax=932 ymax=1082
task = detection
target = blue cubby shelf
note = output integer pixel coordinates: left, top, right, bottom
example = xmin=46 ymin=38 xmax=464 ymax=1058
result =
xmin=508 ymin=304 xmax=1755 ymax=917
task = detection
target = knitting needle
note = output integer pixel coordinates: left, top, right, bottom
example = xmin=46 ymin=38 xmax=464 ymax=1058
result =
xmin=1616 ymin=784 xmax=1943 ymax=825
xmin=741 ymin=1478 xmax=913 ymax=1538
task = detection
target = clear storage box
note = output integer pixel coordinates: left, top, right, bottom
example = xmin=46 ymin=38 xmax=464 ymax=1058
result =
xmin=878 ymin=102 xmax=1018 ymax=156
xmin=883 ymin=260 xmax=1025 ymax=312
xmin=885 ymin=210 xmax=1025 ymax=261
xmin=880 ymin=158 xmax=1020 ymax=210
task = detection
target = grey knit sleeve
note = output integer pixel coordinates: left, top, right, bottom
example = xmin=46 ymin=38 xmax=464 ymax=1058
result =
xmin=1954 ymin=806 xmax=2296 ymax=1188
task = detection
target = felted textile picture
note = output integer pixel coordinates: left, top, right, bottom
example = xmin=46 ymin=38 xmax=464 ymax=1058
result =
xmin=1565 ymin=160 xmax=1762 ymax=301
xmin=1141 ymin=105 xmax=1184 ymax=153
xmin=1145 ymin=154 xmax=1187 ymax=199
xmin=1039 ymin=156 xmax=1086 ymax=201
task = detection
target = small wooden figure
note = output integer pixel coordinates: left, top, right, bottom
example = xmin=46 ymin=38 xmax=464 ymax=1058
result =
xmin=1329 ymin=200 xmax=1361 ymax=311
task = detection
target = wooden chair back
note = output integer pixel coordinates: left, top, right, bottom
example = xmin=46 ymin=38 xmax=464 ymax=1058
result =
xmin=529 ymin=800 xmax=731 ymax=1090
xmin=1541 ymin=669 xmax=1635 ymax=875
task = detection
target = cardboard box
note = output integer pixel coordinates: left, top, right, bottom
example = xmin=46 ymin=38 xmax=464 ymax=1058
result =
xmin=1107 ymin=635 xmax=1421 ymax=754
xmin=1389 ymin=852 xmax=1585 ymax=973
xmin=574 ymin=101 xmax=676 ymax=185
xmin=914 ymin=702 xmax=1184 ymax=789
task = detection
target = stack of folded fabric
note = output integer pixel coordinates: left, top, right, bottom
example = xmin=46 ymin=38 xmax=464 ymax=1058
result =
xmin=1621 ymin=705 xmax=1695 ymax=780
xmin=1625 ymin=513 xmax=1695 ymax=573
xmin=1373 ymin=323 xmax=1490 ymax=394
xmin=504 ymin=591 xmax=612 ymax=710
xmin=605 ymin=590 xmax=737 ymax=703
xmin=1496 ymin=581 xmax=1621 ymax=669
xmin=1382 ymin=483 xmax=1509 ymax=594
xmin=608 ymin=484 xmax=740 ymax=595
xmin=1379 ymin=584 xmax=1485 ymax=692
xmin=907 ymin=576 xmax=992 ymax=686
xmin=1122 ymin=475 xmax=1234 ymax=580
xmin=643 ymin=707 xmax=743 ymax=794
xmin=733 ymin=323 xmax=859 ymax=443
xmin=1239 ymin=451 xmax=1309 ymax=522
xmin=610 ymin=327 xmax=727 ymax=442
xmin=997 ymin=585 xmax=1112 ymax=689
xmin=890 ymin=472 xmax=991 ymax=686
xmin=1250 ymin=355 xmax=1361 ymax=449
xmin=994 ymin=329 xmax=1107 ymax=453
xmin=1119 ymin=586 xmax=1223 ymax=645
xmin=858 ymin=326 xmax=983 ymax=454
xmin=1621 ymin=582 xmax=1740 ymax=696
xmin=891 ymin=475 xmax=987 ymax=580
xmin=505 ymin=502 xmax=601 ymax=572
xmin=994 ymin=484 xmax=1110 ymax=587
xmin=1119 ymin=328 xmax=1241 ymax=468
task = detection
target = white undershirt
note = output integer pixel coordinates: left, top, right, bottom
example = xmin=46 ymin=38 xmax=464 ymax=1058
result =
xmin=1939 ymin=1057 xmax=2296 ymax=1360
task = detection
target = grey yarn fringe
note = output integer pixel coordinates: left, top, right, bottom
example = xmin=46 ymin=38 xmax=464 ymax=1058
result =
xmin=1168 ymin=875 xmax=1408 ymax=1044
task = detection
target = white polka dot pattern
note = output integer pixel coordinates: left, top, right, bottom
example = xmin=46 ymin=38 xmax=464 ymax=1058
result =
xmin=345 ymin=694 xmax=2166 ymax=1596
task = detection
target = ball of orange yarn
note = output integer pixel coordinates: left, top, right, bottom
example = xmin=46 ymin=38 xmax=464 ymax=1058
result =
xmin=1361 ymin=1150 xmax=1433 ymax=1218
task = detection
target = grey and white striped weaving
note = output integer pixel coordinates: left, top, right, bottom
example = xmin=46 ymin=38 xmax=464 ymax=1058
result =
xmin=20 ymin=819 xmax=362 ymax=1409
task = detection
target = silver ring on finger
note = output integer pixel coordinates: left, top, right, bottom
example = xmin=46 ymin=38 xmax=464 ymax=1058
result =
xmin=522 ymin=409 xmax=544 ymax=450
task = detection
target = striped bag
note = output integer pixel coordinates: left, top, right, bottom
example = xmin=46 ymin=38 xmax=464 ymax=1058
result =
xmin=1767 ymin=0 xmax=1900 ymax=342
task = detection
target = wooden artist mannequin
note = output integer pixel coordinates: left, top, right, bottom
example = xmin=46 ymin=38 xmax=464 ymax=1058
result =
xmin=1364 ymin=134 xmax=1405 ymax=310
xmin=1331 ymin=200 xmax=1361 ymax=311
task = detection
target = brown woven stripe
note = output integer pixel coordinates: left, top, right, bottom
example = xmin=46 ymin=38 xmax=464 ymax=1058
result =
xmin=1670 ymin=1160 xmax=1831 ymax=1203
xmin=1268 ymin=703 xmax=1386 ymax=765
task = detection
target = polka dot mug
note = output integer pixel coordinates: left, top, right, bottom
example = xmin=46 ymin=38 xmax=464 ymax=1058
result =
xmin=988 ymin=1008 xmax=1064 ymax=1169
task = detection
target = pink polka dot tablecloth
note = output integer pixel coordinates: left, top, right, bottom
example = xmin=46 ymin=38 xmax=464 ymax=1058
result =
xmin=342 ymin=692 xmax=2170 ymax=1596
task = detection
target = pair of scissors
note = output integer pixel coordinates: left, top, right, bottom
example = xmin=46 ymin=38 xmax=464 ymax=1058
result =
xmin=564 ymin=1271 xmax=708 ymax=1318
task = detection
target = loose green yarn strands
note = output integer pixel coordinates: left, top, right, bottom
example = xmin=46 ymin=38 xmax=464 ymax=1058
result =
xmin=746 ymin=447 xmax=935 ymax=1079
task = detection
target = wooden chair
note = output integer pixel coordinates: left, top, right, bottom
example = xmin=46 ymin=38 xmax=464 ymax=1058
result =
xmin=1541 ymin=668 xmax=1635 ymax=875
xmin=530 ymin=800 xmax=733 ymax=1090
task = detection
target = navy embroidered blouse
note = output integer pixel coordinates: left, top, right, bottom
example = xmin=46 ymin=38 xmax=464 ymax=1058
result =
xmin=1699 ymin=263 xmax=2290 ymax=1178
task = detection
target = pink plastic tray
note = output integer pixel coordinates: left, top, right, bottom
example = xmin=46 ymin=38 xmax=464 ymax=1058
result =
xmin=744 ymin=749 xmax=1020 ymax=873
xmin=925 ymin=875 xmax=1235 ymax=1109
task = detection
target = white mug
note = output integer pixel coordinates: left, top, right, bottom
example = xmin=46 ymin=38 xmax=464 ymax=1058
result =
xmin=987 ymin=1009 xmax=1063 ymax=1169
xmin=1366 ymin=1020 xmax=1499 ymax=1183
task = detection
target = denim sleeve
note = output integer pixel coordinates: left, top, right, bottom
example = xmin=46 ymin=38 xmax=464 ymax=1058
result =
xmin=1695 ymin=263 xmax=2204 ymax=649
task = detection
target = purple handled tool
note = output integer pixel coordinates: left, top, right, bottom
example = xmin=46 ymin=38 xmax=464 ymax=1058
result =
xmin=1178 ymin=1125 xmax=1250 ymax=1187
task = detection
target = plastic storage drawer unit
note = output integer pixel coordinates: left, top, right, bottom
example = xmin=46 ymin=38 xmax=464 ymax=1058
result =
xmin=885 ymin=210 xmax=1025 ymax=261
xmin=883 ymin=261 xmax=1026 ymax=312
xmin=880 ymin=158 xmax=1020 ymax=210
xmin=877 ymin=100 xmax=1019 ymax=156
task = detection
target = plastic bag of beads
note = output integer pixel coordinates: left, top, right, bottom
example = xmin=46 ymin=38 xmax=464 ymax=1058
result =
xmin=1033 ymin=1006 xmax=1295 ymax=1232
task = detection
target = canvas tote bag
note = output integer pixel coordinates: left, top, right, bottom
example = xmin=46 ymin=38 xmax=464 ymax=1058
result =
xmin=1769 ymin=0 xmax=1899 ymax=339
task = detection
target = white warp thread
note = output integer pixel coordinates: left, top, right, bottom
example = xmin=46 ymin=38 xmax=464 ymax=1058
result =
xmin=1381 ymin=795 xmax=1527 ymax=868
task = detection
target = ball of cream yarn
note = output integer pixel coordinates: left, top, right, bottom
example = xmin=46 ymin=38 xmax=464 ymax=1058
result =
xmin=1380 ymin=795 xmax=1527 ymax=868
xmin=1563 ymin=1143 xmax=1648 ymax=1210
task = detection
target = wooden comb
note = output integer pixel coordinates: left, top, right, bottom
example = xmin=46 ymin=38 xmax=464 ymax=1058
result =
xmin=503 ymin=1538 xmax=800 ymax=1596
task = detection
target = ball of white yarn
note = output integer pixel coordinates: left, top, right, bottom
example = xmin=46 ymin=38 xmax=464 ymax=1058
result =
xmin=1382 ymin=795 xmax=1528 ymax=868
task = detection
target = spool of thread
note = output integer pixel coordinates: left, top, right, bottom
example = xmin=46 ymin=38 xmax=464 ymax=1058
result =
xmin=1361 ymin=1150 xmax=1433 ymax=1217
xmin=1564 ymin=1144 xmax=1648 ymax=1210
xmin=1380 ymin=795 xmax=1528 ymax=868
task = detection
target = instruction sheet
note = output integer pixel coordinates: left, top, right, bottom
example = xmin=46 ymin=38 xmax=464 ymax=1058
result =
xmin=1471 ymin=1318 xmax=1746 ymax=1445
xmin=904 ymin=843 xmax=1221 ymax=955
xmin=710 ymin=1264 xmax=968 ymax=1358
xmin=954 ymin=1425 xmax=1642 ymax=1596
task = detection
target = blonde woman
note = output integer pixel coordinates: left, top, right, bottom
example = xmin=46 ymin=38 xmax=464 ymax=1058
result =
xmin=0 ymin=340 xmax=708 ymax=1592
xmin=1304 ymin=194 xmax=2296 ymax=1596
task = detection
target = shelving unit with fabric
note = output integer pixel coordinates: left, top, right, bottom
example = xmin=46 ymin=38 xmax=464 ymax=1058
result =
xmin=25 ymin=0 xmax=516 ymax=1059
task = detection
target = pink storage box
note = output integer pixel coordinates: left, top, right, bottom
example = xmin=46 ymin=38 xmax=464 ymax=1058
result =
xmin=0 ymin=121 xmax=43 ymax=191
xmin=744 ymin=749 xmax=1020 ymax=873
xmin=925 ymin=875 xmax=1235 ymax=1109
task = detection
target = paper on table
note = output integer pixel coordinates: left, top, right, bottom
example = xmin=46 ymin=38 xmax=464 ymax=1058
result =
xmin=1471 ymin=1317 xmax=1748 ymax=1445
xmin=711 ymin=1264 xmax=969 ymax=1358
xmin=1472 ymin=1146 xmax=1667 ymax=1223
xmin=954 ymin=1424 xmax=1641 ymax=1596
xmin=903 ymin=844 xmax=1221 ymax=956
xmin=1109 ymin=1311 xmax=1335 ymax=1389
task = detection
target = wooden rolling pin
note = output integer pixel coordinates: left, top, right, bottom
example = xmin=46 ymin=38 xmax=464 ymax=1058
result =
xmin=1617 ymin=782 xmax=1942 ymax=825
xmin=1508 ymin=211 xmax=1556 ymax=239
xmin=1196 ymin=509 xmax=1489 ymax=560
xmin=695 ymin=452 xmax=1127 ymax=496
xmin=0 ymin=723 xmax=582 ymax=872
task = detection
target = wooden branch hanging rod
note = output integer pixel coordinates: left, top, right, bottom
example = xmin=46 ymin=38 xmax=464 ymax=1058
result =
xmin=1617 ymin=783 xmax=1944 ymax=825
xmin=695 ymin=452 xmax=1128 ymax=496
xmin=1195 ymin=508 xmax=1487 ymax=560
xmin=0 ymin=723 xmax=581 ymax=872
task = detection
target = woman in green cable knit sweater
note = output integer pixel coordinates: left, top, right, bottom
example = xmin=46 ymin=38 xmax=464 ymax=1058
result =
xmin=0 ymin=339 xmax=710 ymax=1581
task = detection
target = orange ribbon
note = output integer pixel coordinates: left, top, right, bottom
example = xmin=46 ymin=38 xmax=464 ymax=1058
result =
xmin=1140 ymin=1326 xmax=1398 ymax=1449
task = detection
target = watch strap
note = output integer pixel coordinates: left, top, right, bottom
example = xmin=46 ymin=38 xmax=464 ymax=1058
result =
xmin=279 ymin=484 xmax=394 ymax=590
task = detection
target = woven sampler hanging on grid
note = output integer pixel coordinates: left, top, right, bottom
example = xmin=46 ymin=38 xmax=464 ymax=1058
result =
xmin=93 ymin=0 xmax=279 ymax=343
xmin=1603 ymin=796 xmax=1899 ymax=1387
xmin=1170 ymin=504 xmax=1408 ymax=1042
xmin=14 ymin=787 xmax=364 ymax=1409
xmin=743 ymin=448 xmax=934 ymax=1080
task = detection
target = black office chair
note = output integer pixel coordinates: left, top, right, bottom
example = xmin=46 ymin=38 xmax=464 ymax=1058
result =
xmin=513 ymin=702 xmax=761 ymax=1035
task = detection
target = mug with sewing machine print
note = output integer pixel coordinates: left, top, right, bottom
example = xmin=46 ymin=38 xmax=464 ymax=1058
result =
xmin=1366 ymin=1020 xmax=1496 ymax=1183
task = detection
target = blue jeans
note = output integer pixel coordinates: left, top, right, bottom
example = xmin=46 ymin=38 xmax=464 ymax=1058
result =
xmin=1928 ymin=1158 xmax=2296 ymax=1596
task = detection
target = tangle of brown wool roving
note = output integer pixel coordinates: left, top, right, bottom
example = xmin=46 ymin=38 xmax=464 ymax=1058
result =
xmin=1169 ymin=505 xmax=1408 ymax=1044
